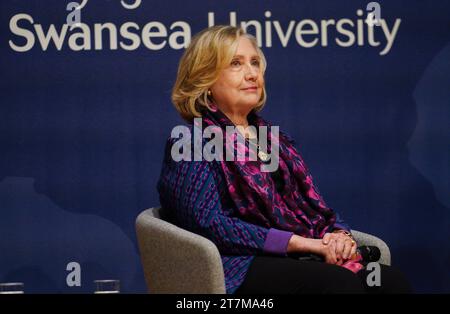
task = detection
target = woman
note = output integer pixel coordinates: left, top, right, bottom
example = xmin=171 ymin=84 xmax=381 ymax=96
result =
xmin=157 ymin=25 xmax=411 ymax=294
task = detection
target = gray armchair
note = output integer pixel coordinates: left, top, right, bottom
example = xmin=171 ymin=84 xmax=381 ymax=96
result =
xmin=136 ymin=207 xmax=391 ymax=294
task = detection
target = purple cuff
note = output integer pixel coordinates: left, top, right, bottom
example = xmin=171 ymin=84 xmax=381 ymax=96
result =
xmin=263 ymin=228 xmax=294 ymax=256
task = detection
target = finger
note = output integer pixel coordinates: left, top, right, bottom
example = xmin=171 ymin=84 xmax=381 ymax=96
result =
xmin=350 ymin=242 xmax=358 ymax=259
xmin=322 ymin=242 xmax=334 ymax=264
xmin=326 ymin=252 xmax=336 ymax=265
xmin=328 ymin=240 xmax=338 ymax=264
xmin=342 ymin=239 xmax=353 ymax=260
xmin=335 ymin=243 xmax=344 ymax=265
xmin=335 ymin=238 xmax=345 ymax=260
xmin=322 ymin=233 xmax=331 ymax=245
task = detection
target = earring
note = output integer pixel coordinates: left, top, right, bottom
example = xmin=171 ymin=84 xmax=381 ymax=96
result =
xmin=207 ymin=90 xmax=212 ymax=96
xmin=208 ymin=102 xmax=218 ymax=112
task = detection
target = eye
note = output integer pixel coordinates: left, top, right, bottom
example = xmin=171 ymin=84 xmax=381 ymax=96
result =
xmin=230 ymin=59 xmax=241 ymax=67
xmin=251 ymin=59 xmax=261 ymax=67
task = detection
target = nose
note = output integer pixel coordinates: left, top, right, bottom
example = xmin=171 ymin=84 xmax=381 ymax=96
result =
xmin=244 ymin=63 xmax=257 ymax=81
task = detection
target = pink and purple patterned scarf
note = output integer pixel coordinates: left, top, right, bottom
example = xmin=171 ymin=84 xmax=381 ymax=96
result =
xmin=200 ymin=108 xmax=337 ymax=239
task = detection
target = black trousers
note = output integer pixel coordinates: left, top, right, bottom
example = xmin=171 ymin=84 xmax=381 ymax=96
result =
xmin=234 ymin=256 xmax=412 ymax=294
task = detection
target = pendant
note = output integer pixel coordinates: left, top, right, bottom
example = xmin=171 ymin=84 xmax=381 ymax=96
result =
xmin=258 ymin=150 xmax=270 ymax=162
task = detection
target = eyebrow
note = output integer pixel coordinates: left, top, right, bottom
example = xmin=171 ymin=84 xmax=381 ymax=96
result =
xmin=232 ymin=54 xmax=261 ymax=59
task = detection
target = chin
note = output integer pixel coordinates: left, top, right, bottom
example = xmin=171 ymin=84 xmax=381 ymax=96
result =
xmin=240 ymin=103 xmax=259 ymax=112
xmin=243 ymin=96 xmax=261 ymax=106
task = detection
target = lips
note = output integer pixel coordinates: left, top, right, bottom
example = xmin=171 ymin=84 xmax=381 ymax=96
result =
xmin=241 ymin=86 xmax=258 ymax=91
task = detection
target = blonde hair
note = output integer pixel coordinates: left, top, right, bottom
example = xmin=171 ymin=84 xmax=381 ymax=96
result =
xmin=171 ymin=25 xmax=267 ymax=123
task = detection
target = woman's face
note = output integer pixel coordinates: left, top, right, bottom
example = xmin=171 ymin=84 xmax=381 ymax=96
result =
xmin=210 ymin=37 xmax=264 ymax=115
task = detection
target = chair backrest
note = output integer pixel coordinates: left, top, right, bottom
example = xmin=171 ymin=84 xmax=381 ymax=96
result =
xmin=135 ymin=207 xmax=226 ymax=293
xmin=351 ymin=230 xmax=391 ymax=266
xmin=146 ymin=206 xmax=161 ymax=219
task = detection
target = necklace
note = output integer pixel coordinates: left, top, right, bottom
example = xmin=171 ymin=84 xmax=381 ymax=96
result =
xmin=258 ymin=149 xmax=270 ymax=162
xmin=237 ymin=128 xmax=270 ymax=163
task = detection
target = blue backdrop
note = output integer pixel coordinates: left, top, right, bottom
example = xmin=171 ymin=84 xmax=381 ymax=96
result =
xmin=1 ymin=0 xmax=449 ymax=293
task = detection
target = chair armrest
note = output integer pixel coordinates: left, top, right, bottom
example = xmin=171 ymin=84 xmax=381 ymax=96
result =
xmin=351 ymin=229 xmax=391 ymax=265
xmin=136 ymin=210 xmax=226 ymax=293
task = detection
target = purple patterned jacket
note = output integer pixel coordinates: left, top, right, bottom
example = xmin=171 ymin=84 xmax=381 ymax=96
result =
xmin=157 ymin=127 xmax=351 ymax=294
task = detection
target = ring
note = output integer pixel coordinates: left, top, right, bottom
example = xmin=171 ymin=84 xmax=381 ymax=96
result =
xmin=351 ymin=240 xmax=356 ymax=245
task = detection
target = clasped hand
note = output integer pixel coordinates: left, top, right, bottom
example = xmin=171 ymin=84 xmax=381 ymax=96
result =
xmin=319 ymin=232 xmax=357 ymax=265
xmin=288 ymin=231 xmax=358 ymax=265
